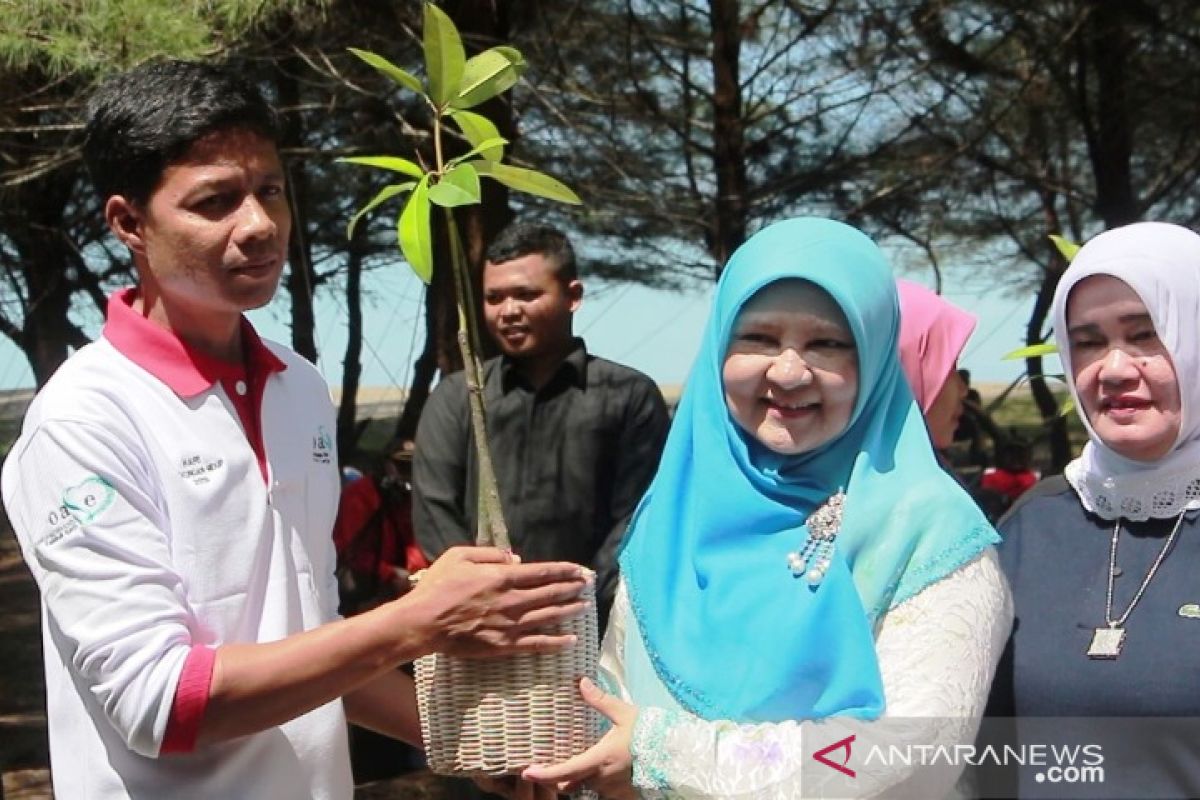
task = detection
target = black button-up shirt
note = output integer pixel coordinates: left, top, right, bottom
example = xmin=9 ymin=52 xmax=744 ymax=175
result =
xmin=412 ymin=339 xmax=669 ymax=621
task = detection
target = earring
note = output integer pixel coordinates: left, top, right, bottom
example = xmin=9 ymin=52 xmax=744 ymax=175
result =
xmin=787 ymin=491 xmax=845 ymax=586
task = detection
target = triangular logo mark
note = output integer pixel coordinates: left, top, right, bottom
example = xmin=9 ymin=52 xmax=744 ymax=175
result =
xmin=812 ymin=734 xmax=856 ymax=778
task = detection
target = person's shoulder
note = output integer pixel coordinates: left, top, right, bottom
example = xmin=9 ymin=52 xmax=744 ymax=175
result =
xmin=427 ymin=367 xmax=470 ymax=401
xmin=585 ymin=354 xmax=661 ymax=394
xmin=585 ymin=352 xmax=652 ymax=381
xmin=993 ymin=476 xmax=1085 ymax=580
xmin=257 ymin=341 xmax=337 ymax=423
xmin=5 ymin=341 xmax=151 ymax=481
xmin=996 ymin=474 xmax=1074 ymax=528
xmin=896 ymin=545 xmax=1007 ymax=612
xmin=417 ymin=369 xmax=471 ymax=429
xmin=261 ymin=339 xmax=324 ymax=385
xmin=21 ymin=339 xmax=137 ymax=425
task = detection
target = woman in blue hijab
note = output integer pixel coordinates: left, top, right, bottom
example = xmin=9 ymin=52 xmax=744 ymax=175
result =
xmin=525 ymin=218 xmax=1011 ymax=798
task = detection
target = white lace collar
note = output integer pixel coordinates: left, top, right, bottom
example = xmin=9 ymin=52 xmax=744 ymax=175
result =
xmin=1065 ymin=449 xmax=1200 ymax=521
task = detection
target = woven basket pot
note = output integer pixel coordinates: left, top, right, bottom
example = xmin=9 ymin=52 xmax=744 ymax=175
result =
xmin=414 ymin=581 xmax=603 ymax=777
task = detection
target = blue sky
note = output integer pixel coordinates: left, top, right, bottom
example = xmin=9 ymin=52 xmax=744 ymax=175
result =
xmin=245 ymin=256 xmax=1046 ymax=392
xmin=0 ymin=256 xmax=1047 ymax=392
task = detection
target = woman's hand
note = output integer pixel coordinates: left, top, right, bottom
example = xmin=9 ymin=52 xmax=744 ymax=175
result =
xmin=522 ymin=677 xmax=640 ymax=799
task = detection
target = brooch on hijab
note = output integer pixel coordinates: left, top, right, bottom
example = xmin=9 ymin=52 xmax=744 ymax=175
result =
xmin=787 ymin=491 xmax=846 ymax=586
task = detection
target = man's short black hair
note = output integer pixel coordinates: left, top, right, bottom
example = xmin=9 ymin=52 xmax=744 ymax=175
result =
xmin=486 ymin=222 xmax=578 ymax=282
xmin=83 ymin=59 xmax=280 ymax=205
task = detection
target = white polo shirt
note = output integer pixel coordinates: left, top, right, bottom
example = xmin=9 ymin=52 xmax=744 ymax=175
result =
xmin=2 ymin=292 xmax=351 ymax=799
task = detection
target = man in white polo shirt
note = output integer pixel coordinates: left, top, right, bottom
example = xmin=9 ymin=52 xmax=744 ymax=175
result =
xmin=1 ymin=59 xmax=588 ymax=799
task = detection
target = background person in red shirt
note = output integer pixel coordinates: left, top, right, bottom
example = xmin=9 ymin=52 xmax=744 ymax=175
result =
xmin=980 ymin=440 xmax=1040 ymax=509
xmin=333 ymin=439 xmax=430 ymax=616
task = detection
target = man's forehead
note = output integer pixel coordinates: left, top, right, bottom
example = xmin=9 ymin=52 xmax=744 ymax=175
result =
xmin=174 ymin=127 xmax=282 ymax=169
xmin=483 ymin=253 xmax=561 ymax=286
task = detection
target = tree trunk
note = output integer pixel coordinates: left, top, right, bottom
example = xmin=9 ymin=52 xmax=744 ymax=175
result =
xmin=277 ymin=62 xmax=319 ymax=362
xmin=336 ymin=234 xmax=366 ymax=459
xmin=21 ymin=272 xmax=76 ymax=387
xmin=394 ymin=282 xmax=440 ymax=442
xmin=707 ymin=0 xmax=748 ymax=273
xmin=1083 ymin=1 xmax=1138 ymax=227
xmin=395 ymin=210 xmax=487 ymax=439
xmin=283 ymin=226 xmax=319 ymax=362
xmin=10 ymin=174 xmax=83 ymax=386
xmin=1024 ymin=267 xmax=1072 ymax=474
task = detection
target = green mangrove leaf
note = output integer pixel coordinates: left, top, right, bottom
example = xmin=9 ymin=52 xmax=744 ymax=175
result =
xmin=423 ymin=3 xmax=465 ymax=108
xmin=1049 ymin=234 xmax=1081 ymax=263
xmin=1003 ymin=342 xmax=1059 ymax=361
xmin=493 ymin=46 xmax=525 ymax=67
xmin=339 ymin=155 xmax=425 ymax=180
xmin=452 ymin=47 xmax=526 ymax=109
xmin=346 ymin=181 xmax=416 ymax=239
xmin=447 ymin=137 xmax=509 ymax=168
xmin=428 ymin=163 xmax=481 ymax=208
xmin=449 ymin=110 xmax=504 ymax=161
xmin=347 ymin=48 xmax=423 ymax=95
xmin=472 ymin=161 xmax=582 ymax=205
xmin=1059 ymin=395 xmax=1076 ymax=419
xmin=399 ymin=176 xmax=433 ymax=283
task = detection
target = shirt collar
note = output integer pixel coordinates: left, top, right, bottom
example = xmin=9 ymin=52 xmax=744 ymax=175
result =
xmin=500 ymin=337 xmax=588 ymax=393
xmin=102 ymin=287 xmax=286 ymax=398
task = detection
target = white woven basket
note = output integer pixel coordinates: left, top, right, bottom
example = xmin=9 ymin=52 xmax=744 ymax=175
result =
xmin=414 ymin=582 xmax=603 ymax=776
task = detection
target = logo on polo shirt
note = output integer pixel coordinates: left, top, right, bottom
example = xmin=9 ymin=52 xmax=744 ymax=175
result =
xmin=312 ymin=426 xmax=332 ymax=464
xmin=63 ymin=476 xmax=116 ymax=523
xmin=40 ymin=475 xmax=116 ymax=546
xmin=178 ymin=453 xmax=226 ymax=486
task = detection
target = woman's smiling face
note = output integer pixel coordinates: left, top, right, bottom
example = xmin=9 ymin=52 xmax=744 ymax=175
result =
xmin=723 ymin=280 xmax=859 ymax=455
xmin=1066 ymin=274 xmax=1182 ymax=462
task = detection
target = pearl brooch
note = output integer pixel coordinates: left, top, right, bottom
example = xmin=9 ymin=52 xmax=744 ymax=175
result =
xmin=786 ymin=491 xmax=845 ymax=588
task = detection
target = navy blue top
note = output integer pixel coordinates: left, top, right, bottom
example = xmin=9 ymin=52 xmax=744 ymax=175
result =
xmin=989 ymin=477 xmax=1200 ymax=798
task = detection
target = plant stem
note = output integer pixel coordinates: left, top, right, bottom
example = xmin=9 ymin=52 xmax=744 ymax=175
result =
xmin=433 ymin=110 xmax=445 ymax=174
xmin=445 ymin=208 xmax=510 ymax=550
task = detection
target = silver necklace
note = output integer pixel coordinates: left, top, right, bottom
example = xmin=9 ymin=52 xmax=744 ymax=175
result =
xmin=1087 ymin=508 xmax=1187 ymax=659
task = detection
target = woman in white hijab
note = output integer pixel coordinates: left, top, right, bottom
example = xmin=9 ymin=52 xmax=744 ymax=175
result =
xmin=989 ymin=222 xmax=1200 ymax=797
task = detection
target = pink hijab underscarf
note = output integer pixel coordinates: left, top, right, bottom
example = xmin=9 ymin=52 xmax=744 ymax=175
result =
xmin=896 ymin=280 xmax=978 ymax=412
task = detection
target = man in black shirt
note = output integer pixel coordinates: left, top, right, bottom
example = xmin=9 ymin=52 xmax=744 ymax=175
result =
xmin=412 ymin=223 xmax=670 ymax=627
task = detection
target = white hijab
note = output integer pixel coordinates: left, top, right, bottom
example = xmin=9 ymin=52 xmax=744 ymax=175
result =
xmin=1052 ymin=221 xmax=1200 ymax=520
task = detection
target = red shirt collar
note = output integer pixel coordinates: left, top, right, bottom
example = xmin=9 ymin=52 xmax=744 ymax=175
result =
xmin=102 ymin=288 xmax=286 ymax=398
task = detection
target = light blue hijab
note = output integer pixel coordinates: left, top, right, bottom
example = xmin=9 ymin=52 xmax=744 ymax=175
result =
xmin=619 ymin=218 xmax=998 ymax=723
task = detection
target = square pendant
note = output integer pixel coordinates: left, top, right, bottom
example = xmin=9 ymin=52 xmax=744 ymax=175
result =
xmin=1087 ymin=626 xmax=1126 ymax=659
